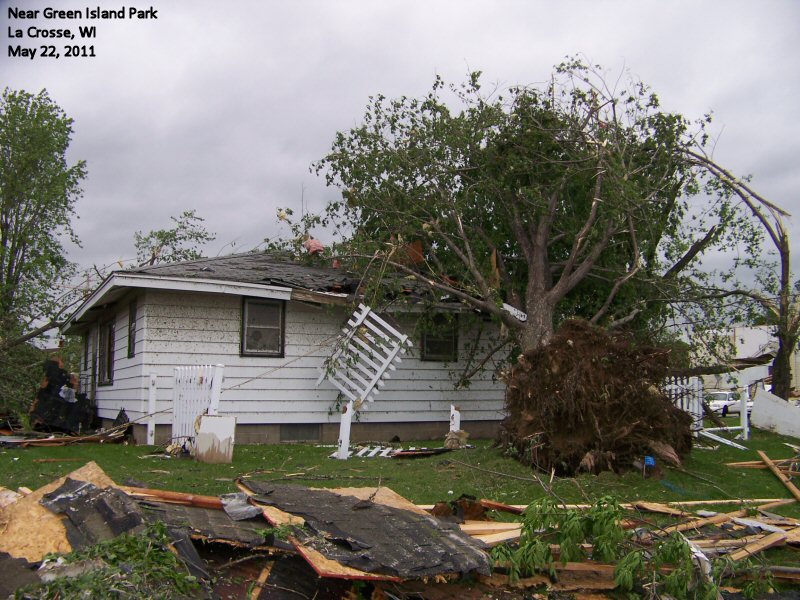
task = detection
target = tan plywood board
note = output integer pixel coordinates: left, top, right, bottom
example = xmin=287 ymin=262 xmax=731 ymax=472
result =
xmin=0 ymin=461 xmax=116 ymax=562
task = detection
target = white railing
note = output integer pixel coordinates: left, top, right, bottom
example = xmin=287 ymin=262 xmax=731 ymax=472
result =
xmin=317 ymin=304 xmax=413 ymax=459
xmin=664 ymin=376 xmax=704 ymax=432
xmin=171 ymin=364 xmax=224 ymax=450
xmin=664 ymin=375 xmax=749 ymax=449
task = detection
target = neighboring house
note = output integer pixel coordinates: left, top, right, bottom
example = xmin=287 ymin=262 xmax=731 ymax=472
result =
xmin=62 ymin=253 xmax=506 ymax=444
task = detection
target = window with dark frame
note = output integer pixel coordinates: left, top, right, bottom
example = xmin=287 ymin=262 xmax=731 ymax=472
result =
xmin=98 ymin=319 xmax=115 ymax=385
xmin=127 ymin=300 xmax=137 ymax=358
xmin=242 ymin=298 xmax=285 ymax=357
xmin=421 ymin=314 xmax=458 ymax=362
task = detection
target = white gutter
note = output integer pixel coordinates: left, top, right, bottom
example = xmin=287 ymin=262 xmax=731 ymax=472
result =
xmin=63 ymin=272 xmax=293 ymax=329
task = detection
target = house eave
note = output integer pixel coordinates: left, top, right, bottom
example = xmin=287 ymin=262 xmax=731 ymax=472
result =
xmin=62 ymin=273 xmax=294 ymax=334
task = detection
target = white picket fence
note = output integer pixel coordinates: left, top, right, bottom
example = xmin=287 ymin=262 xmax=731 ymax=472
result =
xmin=171 ymin=364 xmax=224 ymax=449
xmin=663 ymin=376 xmax=704 ymax=432
xmin=663 ymin=375 xmax=748 ymax=448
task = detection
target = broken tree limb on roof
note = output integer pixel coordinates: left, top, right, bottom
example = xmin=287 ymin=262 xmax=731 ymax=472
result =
xmin=239 ymin=481 xmax=491 ymax=580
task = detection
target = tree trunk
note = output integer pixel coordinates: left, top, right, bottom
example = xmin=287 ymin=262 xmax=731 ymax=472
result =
xmin=772 ymin=334 xmax=795 ymax=400
xmin=519 ymin=298 xmax=555 ymax=352
xmin=772 ymin=231 xmax=795 ymax=400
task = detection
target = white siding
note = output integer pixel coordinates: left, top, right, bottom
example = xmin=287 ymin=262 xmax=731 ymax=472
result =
xmin=93 ymin=289 xmax=506 ymax=426
xmin=90 ymin=294 xmax=146 ymax=420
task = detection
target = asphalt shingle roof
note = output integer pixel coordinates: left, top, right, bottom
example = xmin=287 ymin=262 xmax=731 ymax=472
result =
xmin=130 ymin=252 xmax=360 ymax=293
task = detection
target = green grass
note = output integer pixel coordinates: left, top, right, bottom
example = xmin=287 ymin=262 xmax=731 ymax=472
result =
xmin=2 ymin=425 xmax=799 ymax=513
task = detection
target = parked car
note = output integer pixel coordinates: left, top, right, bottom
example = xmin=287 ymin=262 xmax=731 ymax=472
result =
xmin=705 ymin=390 xmax=752 ymax=415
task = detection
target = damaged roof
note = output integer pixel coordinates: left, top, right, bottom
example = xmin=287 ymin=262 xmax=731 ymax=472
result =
xmin=63 ymin=252 xmax=361 ymax=334
xmin=130 ymin=252 xmax=361 ymax=294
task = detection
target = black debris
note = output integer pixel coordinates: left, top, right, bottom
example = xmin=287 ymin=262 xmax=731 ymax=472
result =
xmin=240 ymin=482 xmax=491 ymax=578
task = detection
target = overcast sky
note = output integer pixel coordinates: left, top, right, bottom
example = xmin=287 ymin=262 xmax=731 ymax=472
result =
xmin=2 ymin=0 xmax=798 ymax=280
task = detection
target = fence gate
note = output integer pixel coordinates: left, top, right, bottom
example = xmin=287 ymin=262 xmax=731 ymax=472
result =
xmin=171 ymin=364 xmax=224 ymax=449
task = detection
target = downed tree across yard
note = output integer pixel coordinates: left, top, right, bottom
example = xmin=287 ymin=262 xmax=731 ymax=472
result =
xmin=499 ymin=319 xmax=693 ymax=475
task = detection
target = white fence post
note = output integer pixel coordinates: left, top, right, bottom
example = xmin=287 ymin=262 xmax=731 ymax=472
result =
xmin=450 ymin=405 xmax=461 ymax=432
xmin=208 ymin=364 xmax=224 ymax=416
xmin=146 ymin=372 xmax=157 ymax=445
xmin=336 ymin=400 xmax=355 ymax=460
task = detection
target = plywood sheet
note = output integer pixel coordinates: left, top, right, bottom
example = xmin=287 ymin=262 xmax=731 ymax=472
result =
xmin=0 ymin=461 xmax=116 ymax=562
xmin=0 ymin=486 xmax=22 ymax=509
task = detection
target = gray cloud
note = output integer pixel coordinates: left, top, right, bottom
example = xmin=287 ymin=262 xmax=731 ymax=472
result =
xmin=2 ymin=0 xmax=798 ymax=277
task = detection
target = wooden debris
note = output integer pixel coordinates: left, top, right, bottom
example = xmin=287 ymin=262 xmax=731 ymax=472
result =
xmin=630 ymin=501 xmax=691 ymax=517
xmin=0 ymin=462 xmax=116 ymax=562
xmin=121 ymin=486 xmax=224 ymax=510
xmin=0 ymin=486 xmax=22 ymax=509
xmin=458 ymin=520 xmax=523 ymax=535
xmin=473 ymin=528 xmax=522 ymax=547
xmin=659 ymin=509 xmax=748 ymax=535
xmin=758 ymin=450 xmax=800 ymax=502
xmin=249 ymin=560 xmax=274 ymax=600
xmin=728 ymin=531 xmax=789 ymax=561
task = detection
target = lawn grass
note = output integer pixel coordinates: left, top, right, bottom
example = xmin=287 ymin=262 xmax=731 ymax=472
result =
xmin=2 ymin=425 xmax=798 ymax=513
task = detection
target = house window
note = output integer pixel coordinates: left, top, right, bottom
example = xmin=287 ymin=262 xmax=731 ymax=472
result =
xmin=421 ymin=314 xmax=458 ymax=362
xmin=127 ymin=300 xmax=137 ymax=358
xmin=98 ymin=319 xmax=115 ymax=385
xmin=242 ymin=298 xmax=284 ymax=357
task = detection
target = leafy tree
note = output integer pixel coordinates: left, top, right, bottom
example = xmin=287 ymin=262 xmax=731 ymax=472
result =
xmin=312 ymin=61 xmax=759 ymax=360
xmin=133 ymin=209 xmax=215 ymax=266
xmin=0 ymin=88 xmax=85 ymax=350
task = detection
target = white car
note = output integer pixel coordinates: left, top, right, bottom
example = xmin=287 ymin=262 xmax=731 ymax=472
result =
xmin=705 ymin=391 xmax=752 ymax=415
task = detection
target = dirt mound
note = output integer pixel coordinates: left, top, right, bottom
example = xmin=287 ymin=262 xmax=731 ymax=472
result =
xmin=498 ymin=319 xmax=692 ymax=475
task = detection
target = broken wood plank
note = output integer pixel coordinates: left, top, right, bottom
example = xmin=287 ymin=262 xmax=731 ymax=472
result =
xmin=756 ymin=498 xmax=796 ymax=512
xmin=631 ymin=501 xmax=691 ymax=517
xmin=249 ymin=560 xmax=274 ymax=600
xmin=459 ymin=521 xmax=523 ymax=535
xmin=758 ymin=450 xmax=800 ymax=502
xmin=691 ymin=535 xmax=764 ymax=549
xmin=473 ymin=528 xmax=522 ymax=547
xmin=726 ymin=458 xmax=795 ymax=469
xmin=659 ymin=510 xmax=748 ymax=535
xmin=728 ymin=531 xmax=788 ymax=561
xmin=120 ymin=486 xmax=223 ymax=510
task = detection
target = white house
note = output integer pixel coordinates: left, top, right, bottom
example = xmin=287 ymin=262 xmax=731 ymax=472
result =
xmin=62 ymin=253 xmax=507 ymax=444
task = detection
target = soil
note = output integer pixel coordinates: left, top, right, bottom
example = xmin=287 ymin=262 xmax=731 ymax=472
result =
xmin=498 ymin=319 xmax=693 ymax=475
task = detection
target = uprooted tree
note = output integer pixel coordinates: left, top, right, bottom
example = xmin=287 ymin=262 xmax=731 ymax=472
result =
xmin=310 ymin=60 xmax=774 ymax=472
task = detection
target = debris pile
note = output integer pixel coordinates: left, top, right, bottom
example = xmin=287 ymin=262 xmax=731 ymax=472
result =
xmin=0 ymin=462 xmax=491 ymax=598
xmin=4 ymin=455 xmax=800 ymax=597
xmin=499 ymin=319 xmax=693 ymax=474
xmin=28 ymin=357 xmax=94 ymax=434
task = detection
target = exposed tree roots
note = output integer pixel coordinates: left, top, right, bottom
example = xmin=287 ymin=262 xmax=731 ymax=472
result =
xmin=498 ymin=319 xmax=692 ymax=476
